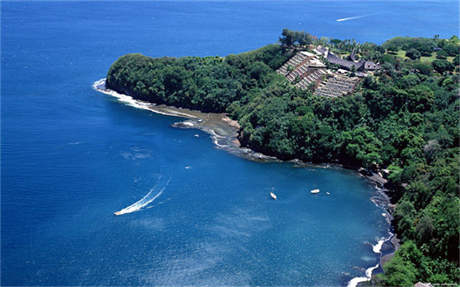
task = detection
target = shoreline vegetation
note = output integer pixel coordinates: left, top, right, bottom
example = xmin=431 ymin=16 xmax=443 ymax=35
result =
xmin=103 ymin=30 xmax=459 ymax=286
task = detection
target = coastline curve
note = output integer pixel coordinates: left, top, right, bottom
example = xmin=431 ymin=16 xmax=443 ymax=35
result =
xmin=93 ymin=78 xmax=395 ymax=286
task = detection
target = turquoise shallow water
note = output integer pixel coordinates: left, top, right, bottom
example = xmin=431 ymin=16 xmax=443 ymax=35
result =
xmin=2 ymin=1 xmax=458 ymax=286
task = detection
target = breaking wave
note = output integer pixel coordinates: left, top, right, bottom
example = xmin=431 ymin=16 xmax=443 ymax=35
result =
xmin=347 ymin=232 xmax=393 ymax=287
xmin=347 ymin=262 xmax=379 ymax=287
xmin=93 ymin=79 xmax=278 ymax=163
xmin=92 ymin=79 xmax=197 ymax=118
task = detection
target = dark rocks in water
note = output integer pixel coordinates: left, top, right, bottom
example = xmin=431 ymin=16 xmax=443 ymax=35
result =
xmin=171 ymin=121 xmax=197 ymax=129
xmin=358 ymin=167 xmax=373 ymax=176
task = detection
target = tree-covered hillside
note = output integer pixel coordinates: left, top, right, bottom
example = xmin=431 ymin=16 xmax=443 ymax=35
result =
xmin=106 ymin=31 xmax=459 ymax=285
xmin=106 ymin=44 xmax=291 ymax=112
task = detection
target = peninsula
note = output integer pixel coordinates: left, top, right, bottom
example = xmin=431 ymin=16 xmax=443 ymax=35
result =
xmin=105 ymin=30 xmax=459 ymax=286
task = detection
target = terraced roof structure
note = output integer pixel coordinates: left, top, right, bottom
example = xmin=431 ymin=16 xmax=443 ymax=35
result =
xmin=277 ymin=51 xmax=328 ymax=91
xmin=277 ymin=50 xmax=362 ymax=97
xmin=315 ymin=75 xmax=361 ymax=98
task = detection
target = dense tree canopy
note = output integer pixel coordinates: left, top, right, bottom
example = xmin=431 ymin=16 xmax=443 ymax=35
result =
xmin=106 ymin=30 xmax=460 ymax=285
xmin=107 ymin=45 xmax=291 ymax=113
xmin=279 ymin=28 xmax=313 ymax=48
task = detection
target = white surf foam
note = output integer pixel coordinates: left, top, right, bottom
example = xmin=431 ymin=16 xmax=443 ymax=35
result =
xmin=347 ymin=231 xmax=394 ymax=287
xmin=114 ymin=179 xmax=170 ymax=215
xmin=94 ymin=79 xmax=236 ymax=152
xmin=373 ymin=238 xmax=386 ymax=253
xmin=347 ymin=263 xmax=379 ymax=287
xmin=93 ymin=79 xmax=276 ymax=162
xmin=208 ymin=129 xmax=228 ymax=148
xmin=93 ymin=79 xmax=197 ymax=119
xmin=181 ymin=121 xmax=195 ymax=127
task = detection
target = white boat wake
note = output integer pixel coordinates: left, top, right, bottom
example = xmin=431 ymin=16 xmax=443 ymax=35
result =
xmin=336 ymin=15 xmax=369 ymax=22
xmin=114 ymin=178 xmax=170 ymax=216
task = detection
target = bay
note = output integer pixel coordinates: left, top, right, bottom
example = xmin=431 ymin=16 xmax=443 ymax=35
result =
xmin=2 ymin=1 xmax=458 ymax=285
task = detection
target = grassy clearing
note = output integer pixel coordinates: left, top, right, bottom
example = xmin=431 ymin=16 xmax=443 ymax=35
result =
xmin=396 ymin=50 xmax=407 ymax=59
xmin=420 ymin=54 xmax=436 ymax=63
xmin=395 ymin=50 xmax=455 ymax=63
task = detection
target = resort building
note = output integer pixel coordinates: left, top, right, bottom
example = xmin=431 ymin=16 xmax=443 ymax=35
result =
xmin=277 ymin=46 xmax=380 ymax=97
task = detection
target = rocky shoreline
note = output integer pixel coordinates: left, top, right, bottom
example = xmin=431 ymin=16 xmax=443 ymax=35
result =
xmin=93 ymin=79 xmax=279 ymax=162
xmin=93 ymin=78 xmax=398 ymax=286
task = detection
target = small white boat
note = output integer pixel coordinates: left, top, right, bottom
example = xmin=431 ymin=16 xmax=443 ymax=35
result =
xmin=114 ymin=211 xmax=122 ymax=216
xmin=326 ymin=192 xmax=330 ymax=195
xmin=310 ymin=189 xmax=320 ymax=194
xmin=270 ymin=192 xmax=277 ymax=200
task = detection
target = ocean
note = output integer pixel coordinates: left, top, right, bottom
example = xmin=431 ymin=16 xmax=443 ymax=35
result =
xmin=2 ymin=1 xmax=458 ymax=286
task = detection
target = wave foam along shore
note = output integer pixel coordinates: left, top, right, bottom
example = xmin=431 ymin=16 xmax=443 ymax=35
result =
xmin=93 ymin=79 xmax=198 ymax=119
xmin=373 ymin=238 xmax=386 ymax=254
xmin=93 ymin=79 xmax=277 ymax=162
xmin=347 ymin=231 xmax=394 ymax=287
xmin=347 ymin=262 xmax=380 ymax=287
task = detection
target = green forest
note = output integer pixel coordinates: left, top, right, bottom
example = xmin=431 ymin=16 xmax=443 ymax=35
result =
xmin=106 ymin=30 xmax=459 ymax=286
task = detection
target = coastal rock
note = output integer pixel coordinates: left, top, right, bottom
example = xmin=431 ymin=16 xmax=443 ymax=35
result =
xmin=171 ymin=121 xmax=197 ymax=128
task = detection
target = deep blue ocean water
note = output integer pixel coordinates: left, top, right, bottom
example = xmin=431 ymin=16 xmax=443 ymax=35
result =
xmin=2 ymin=1 xmax=458 ymax=286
